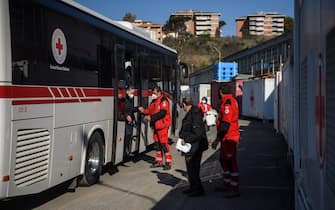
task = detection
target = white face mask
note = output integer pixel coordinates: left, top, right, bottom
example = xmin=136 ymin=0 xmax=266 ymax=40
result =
xmin=151 ymin=94 xmax=157 ymax=100
xmin=128 ymin=93 xmax=134 ymax=99
xmin=202 ymin=100 xmax=207 ymax=104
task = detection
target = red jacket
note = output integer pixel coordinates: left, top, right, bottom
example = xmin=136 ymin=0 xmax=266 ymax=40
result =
xmin=197 ymin=102 xmax=211 ymax=116
xmin=217 ymin=94 xmax=240 ymax=142
xmin=143 ymin=94 xmax=171 ymax=130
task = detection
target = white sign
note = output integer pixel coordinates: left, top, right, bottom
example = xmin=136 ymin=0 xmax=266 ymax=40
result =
xmin=51 ymin=28 xmax=67 ymax=65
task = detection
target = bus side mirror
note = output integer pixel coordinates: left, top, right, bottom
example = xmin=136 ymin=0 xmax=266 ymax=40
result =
xmin=180 ymin=63 xmax=188 ymax=78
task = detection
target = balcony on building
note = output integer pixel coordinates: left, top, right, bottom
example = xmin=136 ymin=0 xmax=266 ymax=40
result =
xmin=195 ymin=16 xmax=211 ymax=20
xmin=249 ymin=17 xmax=265 ymax=21
xmin=196 ymin=26 xmax=211 ymax=30
xmin=196 ymin=21 xmax=211 ymax=25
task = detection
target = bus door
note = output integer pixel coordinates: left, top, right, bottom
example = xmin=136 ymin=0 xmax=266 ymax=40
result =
xmin=112 ymin=44 xmax=126 ymax=164
xmin=124 ymin=56 xmax=143 ymax=155
xmin=138 ymin=78 xmax=151 ymax=151
xmin=125 ymin=53 xmax=146 ymax=154
xmin=139 ymin=54 xmax=155 ymax=147
xmin=136 ymin=54 xmax=150 ymax=152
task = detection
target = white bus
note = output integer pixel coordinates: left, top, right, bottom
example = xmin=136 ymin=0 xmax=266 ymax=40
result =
xmin=0 ymin=0 xmax=181 ymax=199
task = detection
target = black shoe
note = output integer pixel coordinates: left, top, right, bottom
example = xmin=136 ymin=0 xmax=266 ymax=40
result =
xmin=182 ymin=188 xmax=193 ymax=194
xmin=224 ymin=190 xmax=240 ymax=198
xmin=150 ymin=163 xmax=162 ymax=168
xmin=187 ymin=190 xmax=205 ymax=197
xmin=163 ymin=165 xmax=171 ymax=170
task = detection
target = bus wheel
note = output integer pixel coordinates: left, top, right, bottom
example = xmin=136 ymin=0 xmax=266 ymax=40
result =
xmin=81 ymin=132 xmax=104 ymax=186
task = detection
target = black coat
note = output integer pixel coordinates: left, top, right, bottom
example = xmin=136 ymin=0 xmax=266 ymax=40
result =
xmin=125 ymin=95 xmax=138 ymax=122
xmin=179 ymin=106 xmax=208 ymax=156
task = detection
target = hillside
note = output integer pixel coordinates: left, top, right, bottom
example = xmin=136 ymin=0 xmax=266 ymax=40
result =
xmin=163 ymin=35 xmax=273 ymax=74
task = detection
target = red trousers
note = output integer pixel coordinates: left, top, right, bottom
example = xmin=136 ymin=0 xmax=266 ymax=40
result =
xmin=153 ymin=128 xmax=172 ymax=165
xmin=220 ymin=140 xmax=239 ymax=192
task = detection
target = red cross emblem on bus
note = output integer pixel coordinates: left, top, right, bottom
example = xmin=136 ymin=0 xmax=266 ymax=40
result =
xmin=56 ymin=38 xmax=63 ymax=55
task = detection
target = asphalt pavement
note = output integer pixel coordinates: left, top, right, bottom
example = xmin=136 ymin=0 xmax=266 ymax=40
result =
xmin=0 ymin=118 xmax=294 ymax=210
xmin=152 ymin=119 xmax=294 ymax=210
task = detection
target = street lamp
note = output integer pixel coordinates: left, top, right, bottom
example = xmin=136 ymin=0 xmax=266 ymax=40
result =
xmin=212 ymin=46 xmax=221 ymax=79
xmin=212 ymin=46 xmax=221 ymax=64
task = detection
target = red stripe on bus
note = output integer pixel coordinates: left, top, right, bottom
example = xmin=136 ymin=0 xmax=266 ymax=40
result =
xmin=50 ymin=88 xmax=61 ymax=98
xmin=80 ymin=98 xmax=101 ymax=103
xmin=83 ymin=88 xmax=114 ymax=97
xmin=0 ymin=86 xmax=52 ymax=98
xmin=75 ymin=88 xmax=84 ymax=97
xmin=60 ymin=88 xmax=69 ymax=97
xmin=68 ymin=88 xmax=77 ymax=97
xmin=55 ymin=99 xmax=80 ymax=104
xmin=12 ymin=99 xmax=80 ymax=105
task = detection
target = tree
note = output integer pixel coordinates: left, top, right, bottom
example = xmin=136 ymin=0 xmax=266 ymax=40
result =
xmin=219 ymin=20 xmax=226 ymax=28
xmin=163 ymin=16 xmax=191 ymax=37
xmin=122 ymin=12 xmax=136 ymax=22
xmin=163 ymin=16 xmax=192 ymax=59
xmin=216 ymin=20 xmax=226 ymax=37
xmin=284 ymin=16 xmax=294 ymax=32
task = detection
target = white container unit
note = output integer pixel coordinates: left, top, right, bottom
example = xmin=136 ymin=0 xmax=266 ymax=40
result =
xmin=242 ymin=78 xmax=275 ymax=120
xmin=292 ymin=1 xmax=335 ymax=210
xmin=190 ymin=84 xmax=211 ymax=105
xmin=274 ymin=59 xmax=293 ymax=144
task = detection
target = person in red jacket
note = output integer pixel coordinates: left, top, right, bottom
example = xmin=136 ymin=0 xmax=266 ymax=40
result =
xmin=139 ymin=86 xmax=172 ymax=170
xmin=212 ymin=86 xmax=240 ymax=198
xmin=198 ymin=97 xmax=212 ymax=131
xmin=197 ymin=97 xmax=212 ymax=118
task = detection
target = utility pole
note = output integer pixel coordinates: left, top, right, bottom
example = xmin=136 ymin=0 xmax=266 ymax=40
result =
xmin=212 ymin=46 xmax=221 ymax=75
xmin=212 ymin=46 xmax=221 ymax=64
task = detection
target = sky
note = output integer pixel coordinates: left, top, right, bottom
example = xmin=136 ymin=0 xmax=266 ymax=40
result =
xmin=74 ymin=0 xmax=293 ymax=36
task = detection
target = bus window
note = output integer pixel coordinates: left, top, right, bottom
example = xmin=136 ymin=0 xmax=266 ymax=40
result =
xmin=10 ymin=0 xmax=101 ymax=87
xmin=98 ymin=45 xmax=114 ymax=88
xmin=180 ymin=62 xmax=188 ymax=78
xmin=12 ymin=60 xmax=29 ymax=83
xmin=124 ymin=61 xmax=132 ymax=87
xmin=117 ymin=95 xmax=126 ymax=121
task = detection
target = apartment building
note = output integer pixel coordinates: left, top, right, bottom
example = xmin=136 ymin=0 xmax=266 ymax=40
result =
xmin=236 ymin=16 xmax=247 ymax=38
xmin=133 ymin=19 xmax=164 ymax=43
xmin=236 ymin=12 xmax=285 ymax=37
xmin=170 ymin=10 xmax=221 ymax=37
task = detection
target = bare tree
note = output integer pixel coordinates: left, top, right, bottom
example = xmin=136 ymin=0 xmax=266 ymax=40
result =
xmin=122 ymin=12 xmax=136 ymax=22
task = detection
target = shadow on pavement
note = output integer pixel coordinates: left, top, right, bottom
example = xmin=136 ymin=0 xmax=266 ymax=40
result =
xmin=175 ymin=169 xmax=188 ymax=178
xmin=131 ymin=153 xmax=156 ymax=164
xmin=151 ymin=170 xmax=182 ymax=187
xmin=151 ymin=120 xmax=294 ymax=210
xmin=0 ymin=180 xmax=73 ymax=210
